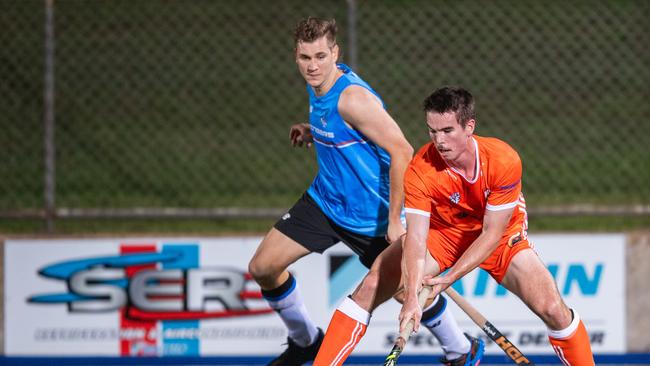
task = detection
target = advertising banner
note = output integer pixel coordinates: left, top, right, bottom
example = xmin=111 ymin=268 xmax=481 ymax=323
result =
xmin=5 ymin=237 xmax=328 ymax=356
xmin=4 ymin=234 xmax=624 ymax=356
xmin=330 ymin=233 xmax=625 ymax=355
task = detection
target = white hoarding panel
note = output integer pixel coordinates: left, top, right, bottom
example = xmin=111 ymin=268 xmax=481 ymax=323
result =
xmin=328 ymin=233 xmax=625 ymax=355
xmin=5 ymin=237 xmax=329 ymax=356
xmin=4 ymin=234 xmax=624 ymax=356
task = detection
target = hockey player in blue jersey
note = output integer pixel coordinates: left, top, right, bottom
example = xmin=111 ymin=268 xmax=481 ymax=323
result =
xmin=248 ymin=17 xmax=484 ymax=366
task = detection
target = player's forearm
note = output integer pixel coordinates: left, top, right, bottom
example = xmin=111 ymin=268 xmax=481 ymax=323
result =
xmin=387 ymin=147 xmax=413 ymax=224
xmin=445 ymin=208 xmax=514 ymax=282
xmin=401 ymin=235 xmax=426 ymax=299
xmin=445 ymin=231 xmax=501 ymax=283
xmin=388 ymin=179 xmax=405 ymax=225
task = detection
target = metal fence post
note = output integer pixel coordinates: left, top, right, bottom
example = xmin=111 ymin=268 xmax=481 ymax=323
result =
xmin=44 ymin=0 xmax=56 ymax=232
xmin=346 ymin=0 xmax=357 ymax=70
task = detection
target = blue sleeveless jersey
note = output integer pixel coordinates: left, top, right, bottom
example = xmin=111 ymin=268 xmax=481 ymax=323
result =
xmin=306 ymin=64 xmax=391 ymax=236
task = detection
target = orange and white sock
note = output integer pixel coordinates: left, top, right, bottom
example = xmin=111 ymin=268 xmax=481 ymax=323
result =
xmin=548 ymin=309 xmax=595 ymax=366
xmin=313 ymin=297 xmax=370 ymax=366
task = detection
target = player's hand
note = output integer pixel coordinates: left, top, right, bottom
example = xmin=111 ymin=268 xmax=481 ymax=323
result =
xmin=289 ymin=123 xmax=313 ymax=148
xmin=422 ymin=274 xmax=453 ymax=295
xmin=398 ymin=293 xmax=422 ymax=334
xmin=386 ymin=221 xmax=406 ymax=244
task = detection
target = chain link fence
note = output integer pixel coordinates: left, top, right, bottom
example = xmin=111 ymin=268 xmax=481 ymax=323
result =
xmin=1 ymin=0 xmax=649 ymax=230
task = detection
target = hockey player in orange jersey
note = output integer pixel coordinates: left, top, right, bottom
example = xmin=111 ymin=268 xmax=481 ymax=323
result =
xmin=314 ymin=86 xmax=594 ymax=366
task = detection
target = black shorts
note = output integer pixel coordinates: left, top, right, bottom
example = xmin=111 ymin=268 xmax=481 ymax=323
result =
xmin=274 ymin=192 xmax=389 ymax=269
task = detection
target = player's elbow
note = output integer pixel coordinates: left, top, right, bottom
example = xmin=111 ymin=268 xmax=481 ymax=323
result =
xmin=393 ymin=142 xmax=414 ymax=162
xmin=403 ymin=142 xmax=414 ymax=158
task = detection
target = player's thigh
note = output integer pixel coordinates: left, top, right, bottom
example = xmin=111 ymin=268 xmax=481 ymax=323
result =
xmin=370 ymin=238 xmax=403 ymax=283
xmin=480 ymin=237 xmax=532 ymax=282
xmin=250 ymin=227 xmax=312 ymax=276
xmin=352 ymin=239 xmax=403 ymax=310
xmin=424 ymin=229 xmax=454 ymax=275
xmin=501 ymin=248 xmax=569 ymax=325
xmin=250 ymin=192 xmax=339 ymax=280
xmin=392 ymin=245 xmax=441 ymax=305
xmin=423 ymin=248 xmax=441 ymax=277
xmin=335 ymin=227 xmax=389 ymax=269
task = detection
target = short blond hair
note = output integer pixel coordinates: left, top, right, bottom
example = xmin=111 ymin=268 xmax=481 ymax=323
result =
xmin=293 ymin=17 xmax=337 ymax=47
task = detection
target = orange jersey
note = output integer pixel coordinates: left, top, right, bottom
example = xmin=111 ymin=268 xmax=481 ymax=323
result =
xmin=404 ymin=135 xmax=528 ymax=254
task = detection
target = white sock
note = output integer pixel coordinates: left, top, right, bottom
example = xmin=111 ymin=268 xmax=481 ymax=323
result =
xmin=338 ymin=296 xmax=371 ymax=325
xmin=262 ymin=274 xmax=320 ymax=347
xmin=421 ymin=294 xmax=470 ymax=360
xmin=548 ymin=308 xmax=580 ymax=339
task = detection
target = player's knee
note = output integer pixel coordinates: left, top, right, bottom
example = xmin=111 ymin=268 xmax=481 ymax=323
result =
xmin=247 ymin=258 xmax=277 ymax=285
xmin=364 ymin=269 xmax=382 ymax=291
xmin=538 ymin=298 xmax=571 ymax=329
xmin=353 ymin=269 xmax=381 ymax=299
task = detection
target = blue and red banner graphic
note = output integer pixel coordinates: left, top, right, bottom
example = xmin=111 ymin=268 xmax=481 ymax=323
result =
xmin=25 ymin=241 xmax=274 ymax=356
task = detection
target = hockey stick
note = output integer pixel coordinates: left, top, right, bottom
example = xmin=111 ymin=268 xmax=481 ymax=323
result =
xmin=444 ymin=287 xmax=535 ymax=365
xmin=382 ymin=286 xmax=432 ymax=366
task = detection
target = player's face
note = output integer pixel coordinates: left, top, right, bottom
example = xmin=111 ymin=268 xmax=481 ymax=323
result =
xmin=426 ymin=111 xmax=475 ymax=162
xmin=295 ymin=36 xmax=339 ymax=89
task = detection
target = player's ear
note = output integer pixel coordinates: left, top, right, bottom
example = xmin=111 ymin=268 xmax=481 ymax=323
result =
xmin=331 ymin=43 xmax=339 ymax=60
xmin=465 ymin=119 xmax=476 ymax=135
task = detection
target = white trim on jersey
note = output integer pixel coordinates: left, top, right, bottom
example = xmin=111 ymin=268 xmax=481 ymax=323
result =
xmin=336 ymin=140 xmax=367 ymax=148
xmin=448 ymin=137 xmax=481 ymax=184
xmin=405 ymin=207 xmax=431 ymax=217
xmin=312 ymin=136 xmax=368 ymax=149
xmin=486 ymin=201 xmax=518 ymax=211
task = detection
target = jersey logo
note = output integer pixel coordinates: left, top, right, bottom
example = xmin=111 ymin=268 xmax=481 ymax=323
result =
xmin=507 ymin=232 xmax=524 ymax=247
xmin=450 ymin=192 xmax=461 ymax=204
xmin=484 ymin=189 xmax=491 ymax=198
xmin=320 ymin=116 xmax=327 ymax=128
xmin=282 ymin=213 xmax=291 ymax=220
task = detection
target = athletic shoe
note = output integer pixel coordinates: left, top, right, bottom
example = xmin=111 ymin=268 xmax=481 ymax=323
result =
xmin=267 ymin=328 xmax=325 ymax=366
xmin=440 ymin=333 xmax=485 ymax=366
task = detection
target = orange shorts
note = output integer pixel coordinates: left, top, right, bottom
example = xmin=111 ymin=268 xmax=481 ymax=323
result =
xmin=426 ymin=228 xmax=532 ymax=283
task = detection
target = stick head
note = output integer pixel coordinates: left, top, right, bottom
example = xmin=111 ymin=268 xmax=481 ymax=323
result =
xmin=382 ymin=345 xmax=402 ymax=366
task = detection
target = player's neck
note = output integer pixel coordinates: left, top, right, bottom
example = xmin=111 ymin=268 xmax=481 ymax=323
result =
xmin=446 ymin=138 xmax=477 ymax=181
xmin=314 ymin=68 xmax=343 ymax=96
